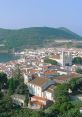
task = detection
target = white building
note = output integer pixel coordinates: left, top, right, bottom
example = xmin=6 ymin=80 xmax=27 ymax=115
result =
xmin=24 ymin=75 xmax=55 ymax=101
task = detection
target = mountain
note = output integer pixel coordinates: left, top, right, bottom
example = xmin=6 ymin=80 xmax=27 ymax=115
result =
xmin=0 ymin=27 xmax=81 ymax=50
xmin=58 ymin=27 xmax=80 ymax=36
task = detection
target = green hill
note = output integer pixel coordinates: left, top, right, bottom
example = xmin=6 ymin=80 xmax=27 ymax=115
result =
xmin=0 ymin=27 xmax=81 ymax=50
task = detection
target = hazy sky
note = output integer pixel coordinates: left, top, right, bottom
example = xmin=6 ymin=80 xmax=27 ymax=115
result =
xmin=0 ymin=0 xmax=82 ymax=35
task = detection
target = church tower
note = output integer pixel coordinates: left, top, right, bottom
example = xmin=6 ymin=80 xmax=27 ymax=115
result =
xmin=60 ymin=51 xmax=72 ymax=67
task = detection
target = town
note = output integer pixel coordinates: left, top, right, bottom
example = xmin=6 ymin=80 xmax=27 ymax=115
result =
xmin=0 ymin=47 xmax=82 ymax=116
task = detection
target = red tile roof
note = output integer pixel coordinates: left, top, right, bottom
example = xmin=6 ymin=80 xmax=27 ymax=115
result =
xmin=29 ymin=77 xmax=48 ymax=86
xmin=44 ymin=70 xmax=57 ymax=75
xmin=31 ymin=96 xmax=48 ymax=101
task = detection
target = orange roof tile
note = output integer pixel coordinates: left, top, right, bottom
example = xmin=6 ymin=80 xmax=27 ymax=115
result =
xmin=44 ymin=70 xmax=57 ymax=75
xmin=29 ymin=77 xmax=48 ymax=86
xmin=31 ymin=96 xmax=48 ymax=101
xmin=30 ymin=69 xmax=39 ymax=74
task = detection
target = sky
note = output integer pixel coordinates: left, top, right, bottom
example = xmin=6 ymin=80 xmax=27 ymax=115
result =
xmin=0 ymin=0 xmax=82 ymax=35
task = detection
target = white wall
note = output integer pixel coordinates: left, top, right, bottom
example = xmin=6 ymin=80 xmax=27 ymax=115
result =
xmin=27 ymin=80 xmax=55 ymax=101
xmin=44 ymin=91 xmax=53 ymax=100
xmin=28 ymin=83 xmax=42 ymax=97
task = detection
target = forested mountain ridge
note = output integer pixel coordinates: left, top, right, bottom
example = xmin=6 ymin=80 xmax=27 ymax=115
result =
xmin=0 ymin=27 xmax=81 ymax=50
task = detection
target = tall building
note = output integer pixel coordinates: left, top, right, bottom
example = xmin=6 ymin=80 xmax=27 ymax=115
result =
xmin=60 ymin=51 xmax=72 ymax=66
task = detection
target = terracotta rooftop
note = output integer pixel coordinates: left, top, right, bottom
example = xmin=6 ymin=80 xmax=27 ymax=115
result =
xmin=29 ymin=77 xmax=48 ymax=87
xmin=30 ymin=69 xmax=39 ymax=74
xmin=31 ymin=96 xmax=48 ymax=101
xmin=44 ymin=70 xmax=57 ymax=75
xmin=54 ymin=75 xmax=67 ymax=80
xmin=54 ymin=73 xmax=82 ymax=83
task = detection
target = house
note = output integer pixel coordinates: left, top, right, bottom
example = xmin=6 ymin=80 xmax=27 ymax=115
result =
xmin=29 ymin=96 xmax=52 ymax=109
xmin=11 ymin=94 xmax=26 ymax=107
xmin=24 ymin=76 xmax=55 ymax=101
xmin=28 ymin=78 xmax=55 ymax=100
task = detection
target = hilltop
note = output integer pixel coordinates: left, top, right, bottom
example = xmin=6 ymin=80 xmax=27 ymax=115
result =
xmin=0 ymin=27 xmax=81 ymax=51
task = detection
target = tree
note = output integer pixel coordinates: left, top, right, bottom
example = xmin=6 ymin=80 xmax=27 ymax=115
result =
xmin=59 ymin=108 xmax=81 ymax=117
xmin=44 ymin=58 xmax=58 ymax=65
xmin=16 ymin=83 xmax=28 ymax=95
xmin=0 ymin=72 xmax=7 ymax=89
xmin=54 ymin=83 xmax=70 ymax=103
xmin=59 ymin=102 xmax=73 ymax=113
xmin=76 ymin=68 xmax=82 ymax=74
xmin=8 ymin=78 xmax=14 ymax=95
xmin=31 ymin=110 xmax=45 ymax=117
xmin=13 ymin=109 xmax=32 ymax=117
xmin=69 ymin=78 xmax=82 ymax=92
xmin=7 ymin=77 xmax=20 ymax=95
xmin=16 ymin=83 xmax=29 ymax=105
xmin=45 ymin=103 xmax=59 ymax=117
xmin=0 ymin=96 xmax=13 ymax=117
xmin=0 ymin=91 xmax=3 ymax=100
xmin=69 ymin=78 xmax=77 ymax=92
xmin=72 ymin=57 xmax=82 ymax=65
xmin=12 ymin=64 xmax=23 ymax=81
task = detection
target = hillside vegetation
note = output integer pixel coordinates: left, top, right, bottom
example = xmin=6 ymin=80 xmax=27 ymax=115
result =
xmin=0 ymin=27 xmax=81 ymax=50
